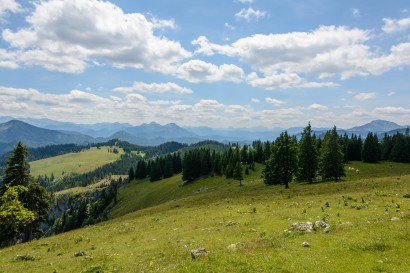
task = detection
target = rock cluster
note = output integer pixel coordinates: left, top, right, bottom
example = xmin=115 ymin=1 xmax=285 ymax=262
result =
xmin=289 ymin=221 xmax=330 ymax=233
xmin=190 ymin=248 xmax=207 ymax=259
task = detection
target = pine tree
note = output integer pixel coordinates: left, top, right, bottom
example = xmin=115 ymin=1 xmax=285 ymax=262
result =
xmin=128 ymin=166 xmax=135 ymax=182
xmin=262 ymin=131 xmax=298 ymax=189
xmin=233 ymin=162 xmax=244 ymax=186
xmin=2 ymin=141 xmax=32 ymax=187
xmin=297 ymin=122 xmax=318 ymax=183
xmin=362 ymin=132 xmax=381 ymax=163
xmin=319 ymin=126 xmax=345 ymax=182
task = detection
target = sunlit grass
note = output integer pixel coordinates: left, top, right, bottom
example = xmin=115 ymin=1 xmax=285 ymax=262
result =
xmin=0 ymin=162 xmax=409 ymax=272
xmin=30 ymin=146 xmax=123 ymax=178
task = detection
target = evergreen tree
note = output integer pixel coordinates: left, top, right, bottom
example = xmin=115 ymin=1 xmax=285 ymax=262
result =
xmin=390 ymin=133 xmax=410 ymax=162
xmin=128 ymin=166 xmax=135 ymax=182
xmin=233 ymin=162 xmax=244 ymax=186
xmin=162 ymin=155 xmax=174 ymax=178
xmin=2 ymin=141 xmax=32 ymax=187
xmin=150 ymin=159 xmax=162 ymax=182
xmin=262 ymin=131 xmax=298 ymax=189
xmin=297 ymin=122 xmax=318 ymax=183
xmin=362 ymin=132 xmax=381 ymax=163
xmin=319 ymin=126 xmax=345 ymax=182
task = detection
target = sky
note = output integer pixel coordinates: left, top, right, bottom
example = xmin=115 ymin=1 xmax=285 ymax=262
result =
xmin=0 ymin=0 xmax=409 ymax=129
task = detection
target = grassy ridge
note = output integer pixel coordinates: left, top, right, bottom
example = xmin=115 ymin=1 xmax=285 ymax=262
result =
xmin=0 ymin=162 xmax=409 ymax=272
xmin=30 ymin=147 xmax=124 ymax=178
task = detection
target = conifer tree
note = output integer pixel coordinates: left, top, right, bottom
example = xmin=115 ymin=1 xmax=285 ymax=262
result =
xmin=297 ymin=122 xmax=318 ymax=183
xmin=233 ymin=162 xmax=244 ymax=186
xmin=128 ymin=166 xmax=135 ymax=182
xmin=262 ymin=131 xmax=298 ymax=189
xmin=2 ymin=141 xmax=32 ymax=187
xmin=362 ymin=132 xmax=381 ymax=163
xmin=319 ymin=126 xmax=345 ymax=182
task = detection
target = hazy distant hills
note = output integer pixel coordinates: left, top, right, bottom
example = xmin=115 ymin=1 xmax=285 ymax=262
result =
xmin=0 ymin=117 xmax=408 ymax=155
xmin=0 ymin=120 xmax=94 ymax=154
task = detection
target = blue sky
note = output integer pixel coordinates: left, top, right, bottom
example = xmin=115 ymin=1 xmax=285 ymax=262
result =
xmin=0 ymin=0 xmax=409 ymax=128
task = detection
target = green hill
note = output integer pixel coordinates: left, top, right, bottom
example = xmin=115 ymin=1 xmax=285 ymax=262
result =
xmin=30 ymin=146 xmax=124 ymax=178
xmin=0 ymin=162 xmax=409 ymax=272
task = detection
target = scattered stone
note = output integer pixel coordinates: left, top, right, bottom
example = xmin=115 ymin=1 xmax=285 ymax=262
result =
xmin=287 ymin=218 xmax=292 ymax=221
xmin=391 ymin=217 xmax=400 ymax=221
xmin=290 ymin=222 xmax=313 ymax=232
xmin=84 ymin=256 xmax=93 ymax=260
xmin=190 ymin=248 xmax=207 ymax=259
xmin=314 ymin=221 xmax=330 ymax=232
xmin=301 ymin=242 xmax=310 ymax=248
xmin=227 ymin=244 xmax=238 ymax=251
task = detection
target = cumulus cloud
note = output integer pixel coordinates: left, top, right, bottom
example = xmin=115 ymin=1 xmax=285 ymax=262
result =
xmin=265 ymin=97 xmax=286 ymax=106
xmin=0 ymin=0 xmax=21 ymax=20
xmin=192 ymin=26 xmax=410 ymax=85
xmin=251 ymin=98 xmax=260 ymax=103
xmin=112 ymin=82 xmax=192 ymax=94
xmin=374 ymin=106 xmax=410 ymax=115
xmin=354 ymin=92 xmax=376 ymax=101
xmin=387 ymin=91 xmax=396 ymax=96
xmin=2 ymin=0 xmax=190 ymax=73
xmin=308 ymin=103 xmax=328 ymax=110
xmin=247 ymin=72 xmax=337 ymax=90
xmin=235 ymin=8 xmax=266 ymax=21
xmin=382 ymin=17 xmax=410 ymax=33
xmin=0 ymin=49 xmax=18 ymax=69
xmin=176 ymin=60 xmax=245 ymax=83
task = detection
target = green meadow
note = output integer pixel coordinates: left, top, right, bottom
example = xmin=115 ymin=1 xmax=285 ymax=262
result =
xmin=0 ymin=162 xmax=409 ymax=272
xmin=30 ymin=147 xmax=124 ymax=178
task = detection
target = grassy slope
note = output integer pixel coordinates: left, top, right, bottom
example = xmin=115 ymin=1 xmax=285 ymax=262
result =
xmin=0 ymin=162 xmax=409 ymax=272
xmin=30 ymin=147 xmax=124 ymax=178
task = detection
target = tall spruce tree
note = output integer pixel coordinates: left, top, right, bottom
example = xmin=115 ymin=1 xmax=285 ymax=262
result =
xmin=297 ymin=122 xmax=318 ymax=183
xmin=362 ymin=132 xmax=381 ymax=163
xmin=2 ymin=141 xmax=32 ymax=187
xmin=319 ymin=126 xmax=345 ymax=182
xmin=262 ymin=131 xmax=298 ymax=189
xmin=233 ymin=162 xmax=244 ymax=186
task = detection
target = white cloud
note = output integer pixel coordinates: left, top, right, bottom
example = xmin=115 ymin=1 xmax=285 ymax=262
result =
xmin=0 ymin=49 xmax=18 ymax=69
xmin=192 ymin=26 xmax=410 ymax=83
xmin=387 ymin=91 xmax=396 ymax=96
xmin=235 ymin=8 xmax=266 ymax=21
xmin=382 ymin=17 xmax=410 ymax=34
xmin=236 ymin=0 xmax=253 ymax=3
xmin=2 ymin=0 xmax=190 ymax=73
xmin=351 ymin=8 xmax=360 ymax=18
xmin=265 ymin=97 xmax=286 ymax=106
xmin=308 ymin=103 xmax=328 ymax=110
xmin=224 ymin=22 xmax=235 ymax=30
xmin=176 ymin=60 xmax=245 ymax=83
xmin=247 ymin=72 xmax=337 ymax=90
xmin=354 ymin=92 xmax=375 ymax=101
xmin=0 ymin=0 xmax=21 ymax=20
xmin=251 ymin=98 xmax=260 ymax=103
xmin=374 ymin=106 xmax=410 ymax=114
xmin=112 ymin=82 xmax=192 ymax=94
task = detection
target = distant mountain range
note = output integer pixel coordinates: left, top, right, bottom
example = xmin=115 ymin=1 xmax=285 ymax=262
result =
xmin=0 ymin=117 xmax=408 ymax=155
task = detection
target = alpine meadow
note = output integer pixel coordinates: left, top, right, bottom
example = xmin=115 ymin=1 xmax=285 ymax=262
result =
xmin=1 ymin=0 xmax=410 ymax=272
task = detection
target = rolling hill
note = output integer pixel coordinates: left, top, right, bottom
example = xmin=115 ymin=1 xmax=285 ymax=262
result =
xmin=0 ymin=162 xmax=409 ymax=272
xmin=0 ymin=120 xmax=94 ymax=155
